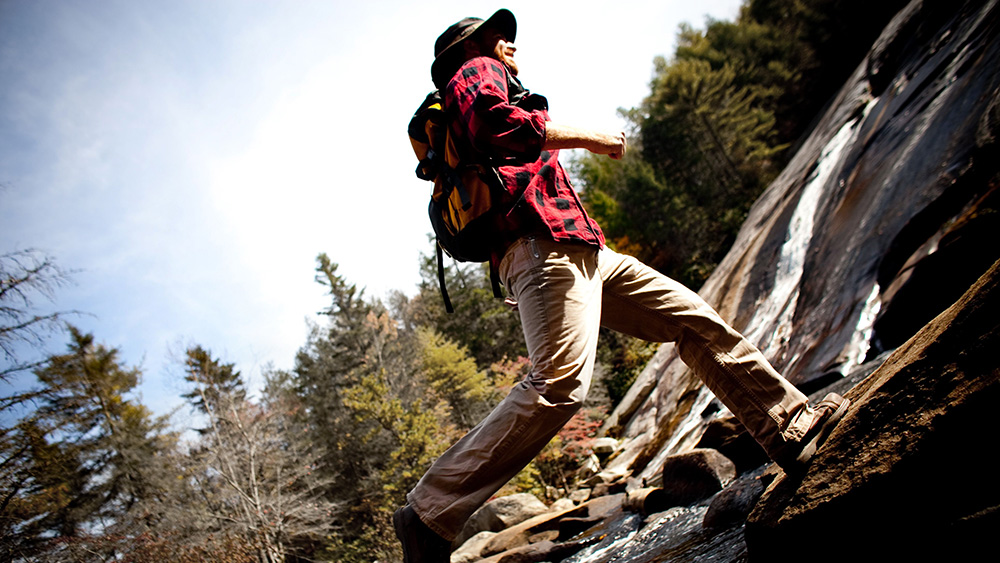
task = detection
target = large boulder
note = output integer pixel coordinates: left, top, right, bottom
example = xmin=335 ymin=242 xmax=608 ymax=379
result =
xmin=660 ymin=449 xmax=736 ymax=506
xmin=745 ymin=258 xmax=1000 ymax=560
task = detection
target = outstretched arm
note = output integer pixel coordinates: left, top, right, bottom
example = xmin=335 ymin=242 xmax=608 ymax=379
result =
xmin=544 ymin=123 xmax=627 ymax=159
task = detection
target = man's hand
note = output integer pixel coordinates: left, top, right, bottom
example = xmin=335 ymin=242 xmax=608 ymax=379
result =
xmin=602 ymin=131 xmax=627 ymax=160
xmin=544 ymin=123 xmax=627 ymax=160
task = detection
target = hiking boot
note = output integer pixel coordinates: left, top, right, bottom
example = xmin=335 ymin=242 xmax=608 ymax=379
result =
xmin=775 ymin=393 xmax=850 ymax=474
xmin=393 ymin=505 xmax=451 ymax=563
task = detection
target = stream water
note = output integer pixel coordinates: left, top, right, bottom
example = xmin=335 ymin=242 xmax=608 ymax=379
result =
xmin=561 ymin=502 xmax=748 ymax=563
xmin=742 ymin=103 xmax=874 ymax=367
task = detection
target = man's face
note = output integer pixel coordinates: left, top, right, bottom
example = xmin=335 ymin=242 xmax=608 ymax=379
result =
xmin=474 ymin=27 xmax=518 ymax=75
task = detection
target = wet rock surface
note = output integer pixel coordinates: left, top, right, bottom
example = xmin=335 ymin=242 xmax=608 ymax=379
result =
xmin=746 ymin=258 xmax=1000 ymax=560
xmin=448 ymin=1 xmax=1000 ymax=561
xmin=702 ymin=469 xmax=770 ymax=531
xmin=606 ymin=0 xmax=1000 ymax=488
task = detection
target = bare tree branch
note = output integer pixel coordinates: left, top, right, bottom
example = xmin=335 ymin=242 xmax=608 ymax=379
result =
xmin=0 ymin=249 xmax=80 ymax=383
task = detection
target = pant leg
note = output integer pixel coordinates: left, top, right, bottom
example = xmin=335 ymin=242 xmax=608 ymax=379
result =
xmin=595 ymin=247 xmax=815 ymax=458
xmin=407 ymin=237 xmax=603 ymax=540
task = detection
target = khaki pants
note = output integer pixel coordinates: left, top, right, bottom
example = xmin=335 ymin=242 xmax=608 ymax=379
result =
xmin=407 ymin=237 xmax=814 ymax=540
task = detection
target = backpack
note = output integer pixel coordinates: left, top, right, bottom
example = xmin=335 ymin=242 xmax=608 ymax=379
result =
xmin=408 ymin=90 xmax=506 ymax=313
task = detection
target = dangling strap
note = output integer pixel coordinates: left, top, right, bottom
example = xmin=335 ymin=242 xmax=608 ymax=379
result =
xmin=436 ymin=242 xmax=455 ymax=314
xmin=489 ymin=263 xmax=503 ymax=300
xmin=437 ymin=243 xmax=501 ymax=315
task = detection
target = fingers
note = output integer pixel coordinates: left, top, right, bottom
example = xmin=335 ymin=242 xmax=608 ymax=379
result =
xmin=609 ymin=132 xmax=626 ymax=160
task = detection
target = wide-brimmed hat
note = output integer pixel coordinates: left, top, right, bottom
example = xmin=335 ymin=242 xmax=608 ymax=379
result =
xmin=431 ymin=9 xmax=516 ymax=89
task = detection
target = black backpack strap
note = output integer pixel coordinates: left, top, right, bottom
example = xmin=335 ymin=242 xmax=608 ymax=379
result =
xmin=444 ymin=166 xmax=473 ymax=210
xmin=415 ymin=148 xmax=439 ymax=181
xmin=489 ymin=263 xmax=503 ymax=300
xmin=436 ymin=242 xmax=455 ymax=314
xmin=438 ymin=242 xmax=501 ymax=315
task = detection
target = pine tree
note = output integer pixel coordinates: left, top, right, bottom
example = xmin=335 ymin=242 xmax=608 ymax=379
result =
xmin=292 ymin=255 xmax=383 ymax=496
xmin=416 ymin=326 xmax=494 ymax=428
xmin=180 ymin=345 xmax=246 ymax=427
xmin=0 ymin=327 xmax=173 ymax=561
xmin=289 ymin=256 xmax=410 ymax=561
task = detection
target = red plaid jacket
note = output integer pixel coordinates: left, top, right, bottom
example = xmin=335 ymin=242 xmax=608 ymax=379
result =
xmin=443 ymin=56 xmax=605 ymax=264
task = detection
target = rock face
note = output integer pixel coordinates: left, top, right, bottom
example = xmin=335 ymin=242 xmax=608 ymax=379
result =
xmin=746 ymin=257 xmax=1000 ymax=560
xmin=605 ymin=0 xmax=1000 ymax=487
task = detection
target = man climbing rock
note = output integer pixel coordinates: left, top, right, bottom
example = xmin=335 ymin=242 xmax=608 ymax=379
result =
xmin=395 ymin=9 xmax=849 ymax=562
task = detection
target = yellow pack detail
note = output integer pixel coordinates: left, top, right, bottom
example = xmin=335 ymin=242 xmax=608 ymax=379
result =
xmin=410 ymin=90 xmax=499 ymax=263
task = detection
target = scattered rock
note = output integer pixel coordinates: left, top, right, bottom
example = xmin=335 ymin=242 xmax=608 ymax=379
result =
xmin=481 ymin=494 xmax=623 ymax=558
xmin=549 ymin=498 xmax=575 ymax=512
xmin=661 ymin=448 xmax=736 ymax=506
xmin=577 ymin=493 xmax=625 ymax=521
xmin=453 ymin=493 xmax=550 ymax=549
xmin=591 ymin=477 xmax=628 ymax=498
xmin=557 ymin=515 xmax=604 ymax=541
xmin=702 ymin=470 xmax=771 ymax=530
xmin=481 ymin=504 xmax=586 ymax=557
xmin=581 ymin=468 xmax=628 ymax=489
xmin=568 ymin=488 xmax=591 ymax=504
xmin=576 ymin=454 xmax=601 ymax=481
xmin=450 ymin=530 xmax=496 ymax=563
xmin=694 ymin=416 xmax=769 ymax=474
xmin=622 ymin=487 xmax=670 ymax=515
xmin=592 ymin=437 xmax=619 ymax=456
xmin=477 ymin=537 xmax=597 ymax=563
xmin=526 ymin=530 xmax=558 ymax=544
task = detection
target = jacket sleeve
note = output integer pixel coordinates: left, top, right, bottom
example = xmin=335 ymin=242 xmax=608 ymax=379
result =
xmin=447 ymin=57 xmax=547 ymax=162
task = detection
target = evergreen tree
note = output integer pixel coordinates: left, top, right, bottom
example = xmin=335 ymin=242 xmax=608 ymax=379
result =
xmin=292 ymin=254 xmax=384 ymax=497
xmin=415 ymin=326 xmax=494 ymax=428
xmin=180 ymin=345 xmax=246 ymax=428
xmin=0 ymin=327 xmax=173 ymax=561
xmin=292 ymin=255 xmax=426 ymax=562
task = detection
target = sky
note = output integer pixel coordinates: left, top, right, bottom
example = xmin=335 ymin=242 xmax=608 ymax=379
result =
xmin=1 ymin=0 xmax=742 ymax=421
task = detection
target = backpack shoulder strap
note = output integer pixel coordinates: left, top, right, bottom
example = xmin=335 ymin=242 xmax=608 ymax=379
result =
xmin=409 ymin=91 xmax=446 ymax=181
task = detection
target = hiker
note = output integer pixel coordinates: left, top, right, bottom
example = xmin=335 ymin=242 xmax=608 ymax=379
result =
xmin=395 ymin=9 xmax=849 ymax=562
